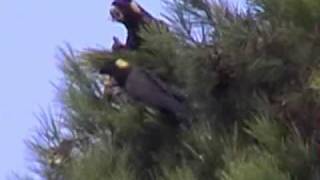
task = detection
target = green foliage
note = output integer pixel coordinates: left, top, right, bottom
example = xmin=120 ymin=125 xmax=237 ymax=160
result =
xmin=161 ymin=166 xmax=197 ymax=180
xmin=245 ymin=115 xmax=286 ymax=152
xmin=23 ymin=0 xmax=320 ymax=180
xmin=245 ymin=116 xmax=315 ymax=179
xmin=65 ymin=145 xmax=135 ymax=180
xmin=221 ymin=152 xmax=289 ymax=180
xmin=221 ymin=148 xmax=289 ymax=180
xmin=251 ymin=0 xmax=320 ymax=30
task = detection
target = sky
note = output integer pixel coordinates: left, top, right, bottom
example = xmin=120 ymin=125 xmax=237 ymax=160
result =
xmin=0 ymin=0 xmax=162 ymax=179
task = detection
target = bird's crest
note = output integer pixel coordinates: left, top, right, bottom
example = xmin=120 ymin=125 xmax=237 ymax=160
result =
xmin=115 ymin=58 xmax=129 ymax=69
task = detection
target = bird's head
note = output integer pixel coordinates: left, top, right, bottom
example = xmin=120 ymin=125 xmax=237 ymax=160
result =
xmin=99 ymin=58 xmax=131 ymax=86
xmin=110 ymin=0 xmax=143 ymax=24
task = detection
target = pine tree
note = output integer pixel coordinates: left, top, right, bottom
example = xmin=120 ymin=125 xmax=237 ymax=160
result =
xmin=18 ymin=0 xmax=320 ymax=179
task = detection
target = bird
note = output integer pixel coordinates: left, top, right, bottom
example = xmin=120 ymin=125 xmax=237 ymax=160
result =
xmin=99 ymin=58 xmax=191 ymax=128
xmin=47 ymin=139 xmax=74 ymax=167
xmin=109 ymin=0 xmax=168 ymax=50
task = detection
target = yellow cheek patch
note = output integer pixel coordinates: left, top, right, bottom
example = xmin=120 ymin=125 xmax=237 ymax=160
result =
xmin=115 ymin=58 xmax=129 ymax=69
xmin=130 ymin=1 xmax=142 ymax=14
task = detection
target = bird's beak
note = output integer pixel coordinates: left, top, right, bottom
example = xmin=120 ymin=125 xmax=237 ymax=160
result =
xmin=104 ymin=75 xmax=113 ymax=87
xmin=110 ymin=6 xmax=124 ymax=21
xmin=129 ymin=1 xmax=142 ymax=14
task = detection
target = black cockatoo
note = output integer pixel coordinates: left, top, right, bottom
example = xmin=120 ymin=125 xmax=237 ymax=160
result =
xmin=99 ymin=58 xmax=191 ymax=128
xmin=110 ymin=0 xmax=167 ymax=50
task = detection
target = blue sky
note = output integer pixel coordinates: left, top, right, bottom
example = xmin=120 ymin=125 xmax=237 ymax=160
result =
xmin=0 ymin=0 xmax=162 ymax=179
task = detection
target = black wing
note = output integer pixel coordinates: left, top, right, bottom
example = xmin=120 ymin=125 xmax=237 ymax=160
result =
xmin=140 ymin=69 xmax=186 ymax=102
